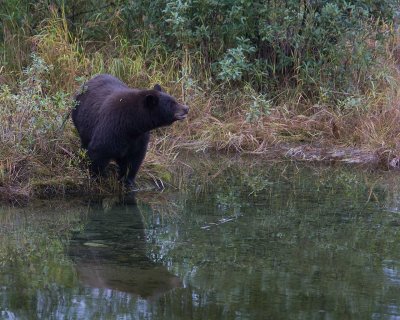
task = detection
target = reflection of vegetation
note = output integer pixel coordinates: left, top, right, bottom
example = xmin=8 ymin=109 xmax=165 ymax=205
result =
xmin=140 ymin=160 xmax=400 ymax=319
xmin=1 ymin=159 xmax=400 ymax=318
xmin=0 ymin=203 xmax=82 ymax=315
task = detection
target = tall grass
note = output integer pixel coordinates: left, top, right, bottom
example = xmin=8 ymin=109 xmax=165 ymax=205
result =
xmin=1 ymin=7 xmax=400 ymax=203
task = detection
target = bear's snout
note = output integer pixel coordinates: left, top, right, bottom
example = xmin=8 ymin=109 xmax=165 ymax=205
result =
xmin=174 ymin=104 xmax=189 ymax=120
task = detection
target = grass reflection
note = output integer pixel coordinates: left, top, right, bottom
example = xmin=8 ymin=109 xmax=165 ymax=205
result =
xmin=1 ymin=159 xmax=400 ymax=319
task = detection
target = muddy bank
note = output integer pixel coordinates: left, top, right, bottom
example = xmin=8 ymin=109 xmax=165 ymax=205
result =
xmin=282 ymin=145 xmax=381 ymax=165
xmin=0 ymin=186 xmax=30 ymax=206
xmin=280 ymin=144 xmax=400 ymax=169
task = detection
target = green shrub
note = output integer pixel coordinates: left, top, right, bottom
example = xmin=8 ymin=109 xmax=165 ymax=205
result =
xmin=120 ymin=0 xmax=396 ymax=103
xmin=1 ymin=0 xmax=398 ymax=105
xmin=0 ymin=53 xmax=72 ymax=151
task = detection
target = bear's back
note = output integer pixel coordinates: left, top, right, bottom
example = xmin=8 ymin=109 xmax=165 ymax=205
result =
xmin=72 ymin=74 xmax=133 ymax=148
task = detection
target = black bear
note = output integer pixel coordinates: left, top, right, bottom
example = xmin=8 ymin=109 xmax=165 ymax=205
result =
xmin=72 ymin=74 xmax=189 ymax=186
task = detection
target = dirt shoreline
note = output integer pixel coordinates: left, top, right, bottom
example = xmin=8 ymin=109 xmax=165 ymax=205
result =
xmin=280 ymin=145 xmax=382 ymax=166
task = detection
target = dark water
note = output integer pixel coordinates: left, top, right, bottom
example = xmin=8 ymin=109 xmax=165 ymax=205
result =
xmin=1 ymin=159 xmax=400 ymax=319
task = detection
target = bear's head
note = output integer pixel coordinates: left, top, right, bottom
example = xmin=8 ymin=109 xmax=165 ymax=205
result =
xmin=145 ymin=85 xmax=189 ymax=128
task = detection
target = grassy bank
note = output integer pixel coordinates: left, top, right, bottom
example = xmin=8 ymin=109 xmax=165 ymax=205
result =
xmin=1 ymin=5 xmax=400 ymax=203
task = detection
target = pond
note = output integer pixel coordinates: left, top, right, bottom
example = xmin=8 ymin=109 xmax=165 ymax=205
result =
xmin=1 ymin=157 xmax=400 ymax=319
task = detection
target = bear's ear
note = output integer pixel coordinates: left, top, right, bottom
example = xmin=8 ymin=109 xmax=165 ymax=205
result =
xmin=145 ymin=93 xmax=159 ymax=108
xmin=153 ymin=84 xmax=163 ymax=92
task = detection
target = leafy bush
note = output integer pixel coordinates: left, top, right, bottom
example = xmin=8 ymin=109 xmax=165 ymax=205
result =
xmin=1 ymin=0 xmax=397 ymax=105
xmin=0 ymin=53 xmax=72 ymax=151
xmin=120 ymin=0 xmax=396 ymax=102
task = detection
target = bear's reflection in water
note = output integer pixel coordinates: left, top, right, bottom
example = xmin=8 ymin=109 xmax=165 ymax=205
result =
xmin=68 ymin=200 xmax=181 ymax=299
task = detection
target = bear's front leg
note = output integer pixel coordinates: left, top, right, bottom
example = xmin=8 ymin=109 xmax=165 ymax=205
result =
xmin=125 ymin=133 xmax=150 ymax=190
xmin=125 ymin=156 xmax=145 ymax=189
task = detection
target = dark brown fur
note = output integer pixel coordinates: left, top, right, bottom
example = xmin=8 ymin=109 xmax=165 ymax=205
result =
xmin=72 ymin=74 xmax=189 ymax=186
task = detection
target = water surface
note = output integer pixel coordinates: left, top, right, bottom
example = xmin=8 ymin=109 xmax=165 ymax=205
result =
xmin=1 ymin=159 xmax=400 ymax=319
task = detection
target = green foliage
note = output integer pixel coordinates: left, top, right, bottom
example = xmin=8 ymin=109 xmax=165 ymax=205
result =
xmin=0 ymin=53 xmax=72 ymax=151
xmin=118 ymin=0 xmax=397 ymax=102
xmin=216 ymin=37 xmax=256 ymax=82
xmin=2 ymin=0 xmax=397 ymax=106
xmin=244 ymin=85 xmax=271 ymax=123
